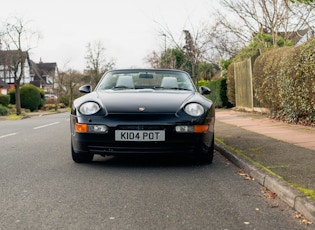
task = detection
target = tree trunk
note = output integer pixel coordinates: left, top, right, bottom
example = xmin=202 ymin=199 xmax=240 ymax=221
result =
xmin=54 ymin=98 xmax=58 ymax=111
xmin=15 ymin=83 xmax=21 ymax=115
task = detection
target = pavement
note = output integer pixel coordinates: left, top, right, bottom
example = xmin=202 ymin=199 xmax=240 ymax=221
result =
xmin=215 ymin=108 xmax=315 ymax=224
xmin=0 ymin=108 xmax=69 ymax=121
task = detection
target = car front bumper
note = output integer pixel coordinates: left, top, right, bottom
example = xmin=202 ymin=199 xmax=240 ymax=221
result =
xmin=70 ymin=114 xmax=214 ymax=156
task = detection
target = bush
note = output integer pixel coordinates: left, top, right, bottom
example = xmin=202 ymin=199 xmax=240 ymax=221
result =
xmin=59 ymin=96 xmax=70 ymax=106
xmin=20 ymin=84 xmax=41 ymax=112
xmin=0 ymin=94 xmax=10 ymax=107
xmin=252 ymin=37 xmax=315 ymax=124
xmin=280 ymin=39 xmax=315 ymax=123
xmin=39 ymin=89 xmax=45 ymax=109
xmin=226 ymin=63 xmax=235 ymax=106
xmin=9 ymin=89 xmax=15 ymax=104
xmin=253 ymin=47 xmax=293 ymax=111
xmin=0 ymin=104 xmax=9 ymax=116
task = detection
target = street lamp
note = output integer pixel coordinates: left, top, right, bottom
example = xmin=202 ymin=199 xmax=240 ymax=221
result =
xmin=161 ymin=34 xmax=166 ymax=53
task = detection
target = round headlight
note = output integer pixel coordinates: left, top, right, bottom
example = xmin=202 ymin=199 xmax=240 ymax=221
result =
xmin=79 ymin=102 xmax=100 ymax=115
xmin=184 ymin=103 xmax=204 ymax=116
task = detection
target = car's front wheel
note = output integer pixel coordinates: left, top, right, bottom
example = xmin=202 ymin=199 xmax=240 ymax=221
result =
xmin=197 ymin=136 xmax=214 ymax=164
xmin=71 ymin=144 xmax=94 ymax=163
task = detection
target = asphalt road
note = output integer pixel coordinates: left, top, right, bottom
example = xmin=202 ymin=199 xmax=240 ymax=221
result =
xmin=0 ymin=113 xmax=307 ymax=229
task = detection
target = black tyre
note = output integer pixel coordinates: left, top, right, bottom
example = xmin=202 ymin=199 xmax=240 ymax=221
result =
xmin=197 ymin=135 xmax=214 ymax=164
xmin=71 ymin=144 xmax=94 ymax=163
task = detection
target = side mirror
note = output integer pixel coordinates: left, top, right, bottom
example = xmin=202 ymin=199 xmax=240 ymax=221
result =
xmin=199 ymin=86 xmax=211 ymax=95
xmin=79 ymin=85 xmax=92 ymax=93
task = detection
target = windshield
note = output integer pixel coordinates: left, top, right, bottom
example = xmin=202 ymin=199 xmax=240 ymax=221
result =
xmin=95 ymin=70 xmax=196 ymax=92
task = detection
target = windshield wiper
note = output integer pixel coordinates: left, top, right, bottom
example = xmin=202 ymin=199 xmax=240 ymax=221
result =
xmin=112 ymin=86 xmax=134 ymax=90
xmin=154 ymin=86 xmax=192 ymax=91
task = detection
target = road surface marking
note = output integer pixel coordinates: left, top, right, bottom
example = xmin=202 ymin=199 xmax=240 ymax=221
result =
xmin=0 ymin=133 xmax=17 ymax=139
xmin=33 ymin=122 xmax=60 ymax=130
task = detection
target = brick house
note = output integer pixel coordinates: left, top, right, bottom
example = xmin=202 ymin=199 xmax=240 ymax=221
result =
xmin=0 ymin=79 xmax=10 ymax=95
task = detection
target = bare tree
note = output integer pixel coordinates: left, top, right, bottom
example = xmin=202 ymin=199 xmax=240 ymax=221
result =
xmin=217 ymin=0 xmax=315 ymax=47
xmin=155 ymin=24 xmax=215 ymax=70
xmin=183 ymin=30 xmax=201 ymax=80
xmin=291 ymin=0 xmax=315 ymax=4
xmin=59 ymin=69 xmax=84 ymax=106
xmin=0 ymin=16 xmax=40 ymax=115
xmin=145 ymin=51 xmax=161 ymax=68
xmin=84 ymin=41 xmax=115 ymax=88
xmin=201 ymin=16 xmax=246 ymax=62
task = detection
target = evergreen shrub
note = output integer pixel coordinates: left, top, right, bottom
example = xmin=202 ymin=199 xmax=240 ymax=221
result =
xmin=252 ymin=37 xmax=315 ymax=124
xmin=59 ymin=96 xmax=69 ymax=106
xmin=0 ymin=94 xmax=10 ymax=107
xmin=0 ymin=104 xmax=9 ymax=116
xmin=198 ymin=78 xmax=232 ymax=108
xmin=226 ymin=63 xmax=235 ymax=106
xmin=20 ymin=84 xmax=41 ymax=112
xmin=9 ymin=89 xmax=15 ymax=104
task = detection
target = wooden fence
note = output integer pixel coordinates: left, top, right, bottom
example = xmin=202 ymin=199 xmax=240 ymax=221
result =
xmin=234 ymin=58 xmax=254 ymax=109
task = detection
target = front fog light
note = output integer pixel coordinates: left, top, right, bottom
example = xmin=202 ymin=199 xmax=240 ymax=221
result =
xmin=89 ymin=125 xmax=108 ymax=133
xmin=175 ymin=125 xmax=194 ymax=133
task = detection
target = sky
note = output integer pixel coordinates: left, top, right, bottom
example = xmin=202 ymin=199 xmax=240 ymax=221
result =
xmin=1 ymin=0 xmax=221 ymax=72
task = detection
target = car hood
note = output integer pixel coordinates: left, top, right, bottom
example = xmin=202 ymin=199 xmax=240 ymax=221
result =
xmin=96 ymin=91 xmax=194 ymax=114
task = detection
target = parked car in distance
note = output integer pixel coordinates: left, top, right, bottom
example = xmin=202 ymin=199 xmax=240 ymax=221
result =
xmin=70 ymin=69 xmax=215 ymax=163
xmin=44 ymin=94 xmax=57 ymax=103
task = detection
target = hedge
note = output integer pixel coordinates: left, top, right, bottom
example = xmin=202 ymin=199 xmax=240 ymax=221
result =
xmin=198 ymin=78 xmax=232 ymax=108
xmin=252 ymin=38 xmax=315 ymax=124
xmin=226 ymin=63 xmax=235 ymax=106
xmin=253 ymin=47 xmax=293 ymax=111
xmin=0 ymin=94 xmax=10 ymax=107
xmin=0 ymin=104 xmax=9 ymax=116
xmin=9 ymin=89 xmax=15 ymax=104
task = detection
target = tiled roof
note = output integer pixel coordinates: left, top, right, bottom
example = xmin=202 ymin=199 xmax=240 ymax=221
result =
xmin=0 ymin=50 xmax=29 ymax=65
xmin=36 ymin=62 xmax=57 ymax=75
xmin=278 ymin=28 xmax=314 ymax=44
